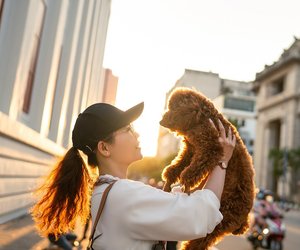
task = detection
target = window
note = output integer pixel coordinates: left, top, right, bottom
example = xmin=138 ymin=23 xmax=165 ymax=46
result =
xmin=23 ymin=35 xmax=40 ymax=113
xmin=268 ymin=76 xmax=285 ymax=96
xmin=224 ymin=97 xmax=255 ymax=112
xmin=0 ymin=0 xmax=4 ymax=27
xmin=22 ymin=6 xmax=46 ymax=113
xmin=240 ymin=119 xmax=245 ymax=127
xmin=48 ymin=46 xmax=63 ymax=132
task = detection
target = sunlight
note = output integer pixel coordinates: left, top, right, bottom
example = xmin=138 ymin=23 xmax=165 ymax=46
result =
xmin=106 ymin=89 xmax=169 ymax=158
xmin=115 ymin=76 xmax=168 ymax=157
xmin=133 ymin=113 xmax=161 ymax=157
xmin=104 ymin=0 xmax=300 ymax=157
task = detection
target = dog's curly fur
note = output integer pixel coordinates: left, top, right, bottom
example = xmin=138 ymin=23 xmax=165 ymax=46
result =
xmin=160 ymin=87 xmax=256 ymax=250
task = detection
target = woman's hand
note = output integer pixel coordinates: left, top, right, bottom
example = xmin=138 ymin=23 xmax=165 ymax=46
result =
xmin=209 ymin=118 xmax=236 ymax=164
xmin=204 ymin=119 xmax=236 ymax=200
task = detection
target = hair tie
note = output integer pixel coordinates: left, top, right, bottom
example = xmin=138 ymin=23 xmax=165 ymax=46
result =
xmin=80 ymin=145 xmax=94 ymax=156
xmin=85 ymin=145 xmax=93 ymax=152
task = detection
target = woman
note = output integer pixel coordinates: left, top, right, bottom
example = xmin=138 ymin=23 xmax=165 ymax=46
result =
xmin=31 ymin=102 xmax=236 ymax=250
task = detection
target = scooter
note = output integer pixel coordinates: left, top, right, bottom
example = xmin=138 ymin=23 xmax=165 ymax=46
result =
xmin=247 ymin=213 xmax=285 ymax=250
xmin=45 ymin=219 xmax=90 ymax=250
xmin=46 ymin=233 xmax=81 ymax=250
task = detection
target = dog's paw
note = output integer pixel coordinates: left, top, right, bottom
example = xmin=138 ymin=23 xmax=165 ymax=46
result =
xmin=162 ymin=181 xmax=172 ymax=192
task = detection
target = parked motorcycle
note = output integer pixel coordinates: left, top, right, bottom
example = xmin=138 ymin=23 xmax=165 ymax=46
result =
xmin=46 ymin=232 xmax=81 ymax=250
xmin=247 ymin=213 xmax=285 ymax=250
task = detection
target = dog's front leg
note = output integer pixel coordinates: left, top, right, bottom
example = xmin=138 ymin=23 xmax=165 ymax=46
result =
xmin=180 ymin=158 xmax=210 ymax=194
xmin=162 ymin=141 xmax=194 ymax=192
xmin=180 ymin=147 xmax=221 ymax=193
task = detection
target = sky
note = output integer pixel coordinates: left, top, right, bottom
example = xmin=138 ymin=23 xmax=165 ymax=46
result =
xmin=103 ymin=0 xmax=300 ymax=156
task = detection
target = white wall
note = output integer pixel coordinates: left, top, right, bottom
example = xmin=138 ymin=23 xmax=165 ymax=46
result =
xmin=175 ymin=69 xmax=221 ymax=99
xmin=0 ymin=0 xmax=112 ymax=223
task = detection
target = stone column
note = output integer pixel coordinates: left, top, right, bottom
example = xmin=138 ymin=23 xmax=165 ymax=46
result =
xmin=254 ymin=115 xmax=274 ymax=190
xmin=288 ymin=102 xmax=297 ymax=149
xmin=87 ymin=0 xmax=111 ymax=104
xmin=254 ymin=115 xmax=264 ymax=188
xmin=262 ymin=122 xmax=272 ymax=189
xmin=62 ymin=0 xmax=96 ymax=148
xmin=0 ymin=0 xmax=29 ymax=115
xmin=12 ymin=0 xmax=46 ymax=122
xmin=48 ymin=0 xmax=85 ymax=145
xmin=79 ymin=0 xmax=101 ymax=110
xmin=26 ymin=0 xmax=68 ymax=136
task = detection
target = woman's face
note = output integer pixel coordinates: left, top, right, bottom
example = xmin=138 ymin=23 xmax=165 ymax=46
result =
xmin=108 ymin=124 xmax=142 ymax=165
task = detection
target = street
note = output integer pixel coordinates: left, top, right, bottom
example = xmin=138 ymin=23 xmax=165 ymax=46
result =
xmin=215 ymin=210 xmax=300 ymax=250
xmin=0 ymin=210 xmax=299 ymax=249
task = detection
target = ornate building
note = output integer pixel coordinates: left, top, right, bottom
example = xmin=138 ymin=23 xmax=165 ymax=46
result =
xmin=253 ymin=37 xmax=300 ymax=201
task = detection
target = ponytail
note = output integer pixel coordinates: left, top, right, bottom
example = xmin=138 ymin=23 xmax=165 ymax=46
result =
xmin=87 ymin=152 xmax=98 ymax=167
xmin=31 ymin=147 xmax=92 ymax=237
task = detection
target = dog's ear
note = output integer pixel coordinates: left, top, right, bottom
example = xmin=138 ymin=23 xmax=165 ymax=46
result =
xmin=180 ymin=109 xmax=203 ymax=129
xmin=168 ymin=91 xmax=194 ymax=110
xmin=168 ymin=88 xmax=200 ymax=110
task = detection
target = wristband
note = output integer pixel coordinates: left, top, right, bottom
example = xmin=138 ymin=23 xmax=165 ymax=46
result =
xmin=218 ymin=161 xmax=227 ymax=170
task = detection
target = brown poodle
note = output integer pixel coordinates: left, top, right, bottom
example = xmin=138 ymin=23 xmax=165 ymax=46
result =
xmin=160 ymin=87 xmax=256 ymax=250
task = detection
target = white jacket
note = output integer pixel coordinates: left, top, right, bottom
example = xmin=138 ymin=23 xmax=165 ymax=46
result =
xmin=91 ymin=175 xmax=223 ymax=250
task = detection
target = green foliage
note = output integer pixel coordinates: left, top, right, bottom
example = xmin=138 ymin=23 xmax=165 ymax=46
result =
xmin=127 ymin=154 xmax=177 ymax=182
xmin=268 ymin=148 xmax=284 ymax=177
xmin=268 ymin=147 xmax=300 ymax=197
xmin=289 ymin=148 xmax=300 ymax=171
xmin=228 ymin=118 xmax=241 ymax=131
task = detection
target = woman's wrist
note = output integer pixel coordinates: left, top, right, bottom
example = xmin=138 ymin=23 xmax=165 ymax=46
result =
xmin=205 ymin=162 xmax=227 ymax=201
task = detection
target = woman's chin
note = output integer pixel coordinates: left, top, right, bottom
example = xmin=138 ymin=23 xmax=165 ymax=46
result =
xmin=135 ymin=150 xmax=143 ymax=161
xmin=137 ymin=152 xmax=143 ymax=160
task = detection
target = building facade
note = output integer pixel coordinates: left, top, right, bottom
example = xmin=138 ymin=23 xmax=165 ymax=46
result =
xmin=253 ymin=37 xmax=300 ymax=201
xmin=157 ymin=69 xmax=256 ymax=159
xmin=213 ymin=80 xmax=256 ymax=156
xmin=0 ymin=0 xmax=113 ymax=223
xmin=101 ymin=68 xmax=119 ymax=105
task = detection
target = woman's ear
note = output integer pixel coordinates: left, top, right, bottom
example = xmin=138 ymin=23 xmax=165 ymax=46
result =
xmin=97 ymin=141 xmax=111 ymax=157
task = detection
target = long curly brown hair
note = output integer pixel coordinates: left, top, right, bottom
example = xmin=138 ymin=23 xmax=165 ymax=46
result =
xmin=31 ymin=147 xmax=95 ymax=237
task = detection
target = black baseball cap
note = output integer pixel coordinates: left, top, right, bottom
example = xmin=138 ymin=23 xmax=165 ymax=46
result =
xmin=72 ymin=102 xmax=144 ymax=153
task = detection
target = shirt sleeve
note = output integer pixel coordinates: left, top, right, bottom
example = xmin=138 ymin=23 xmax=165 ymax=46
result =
xmin=109 ymin=180 xmax=223 ymax=241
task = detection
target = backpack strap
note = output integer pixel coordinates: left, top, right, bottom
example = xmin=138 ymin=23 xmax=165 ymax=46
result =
xmin=88 ymin=179 xmax=117 ymax=250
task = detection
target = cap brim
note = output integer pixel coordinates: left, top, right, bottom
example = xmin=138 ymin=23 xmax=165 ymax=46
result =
xmin=123 ymin=102 xmax=144 ymax=124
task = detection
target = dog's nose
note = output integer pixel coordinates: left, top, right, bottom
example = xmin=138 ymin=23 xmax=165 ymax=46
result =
xmin=159 ymin=117 xmax=168 ymax=127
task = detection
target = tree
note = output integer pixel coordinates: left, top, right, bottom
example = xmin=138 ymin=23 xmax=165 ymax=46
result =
xmin=127 ymin=157 xmax=163 ymax=181
xmin=268 ymin=148 xmax=284 ymax=196
xmin=269 ymin=147 xmax=300 ymax=201
xmin=288 ymin=147 xmax=300 ymax=199
xmin=127 ymin=154 xmax=177 ymax=183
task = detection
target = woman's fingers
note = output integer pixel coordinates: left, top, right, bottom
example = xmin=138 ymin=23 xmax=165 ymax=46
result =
xmin=218 ymin=119 xmax=226 ymax=139
xmin=228 ymin=127 xmax=232 ymax=141
xmin=232 ymin=134 xmax=236 ymax=146
xmin=210 ymin=119 xmax=237 ymax=147
xmin=209 ymin=119 xmax=218 ymax=132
